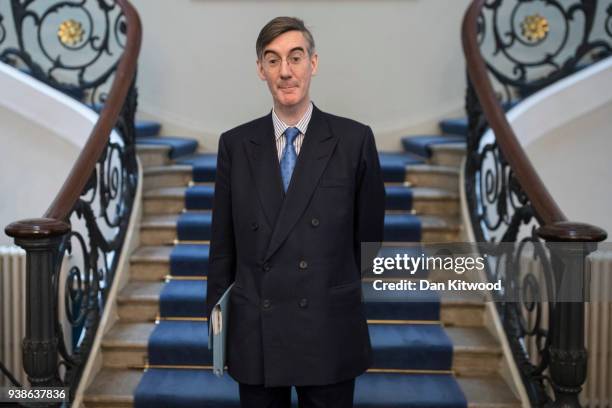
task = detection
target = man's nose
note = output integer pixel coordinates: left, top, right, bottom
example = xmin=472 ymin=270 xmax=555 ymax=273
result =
xmin=280 ymin=59 xmax=292 ymax=78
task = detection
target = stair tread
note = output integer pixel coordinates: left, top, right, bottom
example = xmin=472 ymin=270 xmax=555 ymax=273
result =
xmin=444 ymin=326 xmax=500 ymax=354
xmin=118 ymin=280 xmax=485 ymax=306
xmin=101 ymin=320 xmax=500 ymax=358
xmin=84 ymin=368 xmax=142 ymax=403
xmin=103 ymin=322 xmax=155 ymax=349
xmin=118 ymin=281 xmax=164 ymax=302
xmin=143 ymin=185 xmax=459 ymax=201
xmin=429 ymin=142 xmax=466 ymax=152
xmin=84 ymin=367 xmax=519 ymax=406
xmin=130 ymin=245 xmax=174 ymax=262
xmin=458 ymin=376 xmax=521 ymax=406
xmin=135 ymin=144 xmax=171 ymax=153
xmin=406 ymin=163 xmax=460 ymax=175
xmin=140 ymin=212 xmax=459 ymax=231
xmin=143 ymin=164 xmax=193 ymax=175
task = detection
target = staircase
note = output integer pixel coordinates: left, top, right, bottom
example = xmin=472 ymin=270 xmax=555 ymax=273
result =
xmin=83 ymin=115 xmax=521 ymax=407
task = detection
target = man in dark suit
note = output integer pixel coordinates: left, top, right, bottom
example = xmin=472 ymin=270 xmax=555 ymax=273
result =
xmin=206 ymin=16 xmax=385 ymax=408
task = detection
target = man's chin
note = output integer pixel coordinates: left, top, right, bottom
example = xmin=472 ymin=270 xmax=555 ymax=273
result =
xmin=275 ymin=96 xmax=302 ymax=109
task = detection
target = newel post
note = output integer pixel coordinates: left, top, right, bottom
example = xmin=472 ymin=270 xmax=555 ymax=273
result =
xmin=537 ymin=221 xmax=607 ymax=408
xmin=4 ymin=217 xmax=70 ymax=392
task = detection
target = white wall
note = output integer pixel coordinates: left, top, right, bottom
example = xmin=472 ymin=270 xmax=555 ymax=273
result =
xmin=496 ymin=57 xmax=612 ymax=242
xmin=0 ymin=105 xmax=79 ymax=246
xmin=525 ymin=101 xmax=612 ymax=241
xmin=0 ymin=63 xmax=102 ymax=246
xmin=131 ymin=0 xmax=471 ymax=150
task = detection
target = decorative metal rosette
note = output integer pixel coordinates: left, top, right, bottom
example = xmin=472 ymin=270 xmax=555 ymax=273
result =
xmin=0 ymin=0 xmax=129 ymax=105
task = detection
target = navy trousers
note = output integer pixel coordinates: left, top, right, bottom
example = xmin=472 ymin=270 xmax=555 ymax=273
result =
xmin=238 ymin=377 xmax=356 ymax=408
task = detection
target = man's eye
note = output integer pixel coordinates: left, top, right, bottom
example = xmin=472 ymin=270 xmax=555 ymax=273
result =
xmin=291 ymin=56 xmax=302 ymax=63
xmin=267 ymin=59 xmax=278 ymax=65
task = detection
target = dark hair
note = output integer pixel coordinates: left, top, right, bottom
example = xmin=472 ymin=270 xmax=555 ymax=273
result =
xmin=256 ymin=17 xmax=315 ymax=60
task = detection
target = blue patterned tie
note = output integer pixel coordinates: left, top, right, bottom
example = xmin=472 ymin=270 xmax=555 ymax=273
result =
xmin=280 ymin=127 xmax=300 ymax=192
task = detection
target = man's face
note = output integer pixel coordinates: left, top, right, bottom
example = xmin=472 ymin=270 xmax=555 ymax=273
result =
xmin=257 ymin=30 xmax=318 ymax=109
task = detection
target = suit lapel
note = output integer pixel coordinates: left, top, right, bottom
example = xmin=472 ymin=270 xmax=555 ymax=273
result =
xmin=264 ymin=105 xmax=339 ymax=261
xmin=243 ymin=113 xmax=284 ymax=230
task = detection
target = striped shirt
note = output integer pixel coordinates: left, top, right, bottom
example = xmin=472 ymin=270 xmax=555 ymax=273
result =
xmin=272 ymin=102 xmax=313 ymax=161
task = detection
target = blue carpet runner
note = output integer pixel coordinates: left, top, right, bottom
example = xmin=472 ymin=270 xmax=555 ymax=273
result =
xmin=401 ymin=135 xmax=466 ymax=158
xmin=133 ymin=119 xmax=467 ymax=407
xmin=137 ymin=136 xmax=198 ymax=159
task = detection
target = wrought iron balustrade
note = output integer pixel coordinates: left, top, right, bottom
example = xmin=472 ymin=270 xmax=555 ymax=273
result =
xmin=1 ymin=0 xmax=141 ymax=404
xmin=462 ymin=0 xmax=610 ymax=406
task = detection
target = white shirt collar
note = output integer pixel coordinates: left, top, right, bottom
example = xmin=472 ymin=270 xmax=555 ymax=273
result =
xmin=272 ymin=101 xmax=313 ymax=140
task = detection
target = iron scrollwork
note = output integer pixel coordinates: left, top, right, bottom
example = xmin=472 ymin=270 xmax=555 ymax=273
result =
xmin=464 ymin=0 xmax=611 ymax=405
xmin=0 ymin=0 xmax=138 ymax=401
xmin=0 ymin=0 xmax=129 ymax=105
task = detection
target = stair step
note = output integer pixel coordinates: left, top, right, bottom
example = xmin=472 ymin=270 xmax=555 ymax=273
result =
xmin=136 ymin=120 xmax=162 ymax=138
xmin=99 ymin=321 xmax=500 ymax=377
xmin=135 ymin=144 xmax=171 ymax=168
xmin=143 ymin=164 xmax=193 ymax=191
xmin=84 ymin=368 xmax=140 ymax=408
xmin=116 ymin=281 xmax=484 ymax=327
xmin=439 ymin=117 xmax=468 ymax=137
xmin=130 ymin=244 xmax=472 ymax=282
xmin=401 ymin=135 xmax=465 ymax=159
xmin=83 ymin=368 xmax=520 ymax=408
xmin=141 ymin=185 xmax=459 ymax=216
xmin=458 ymin=376 xmax=521 ymax=408
xmin=428 ymin=142 xmax=466 ymax=167
xmin=143 ymin=162 xmax=458 ymax=192
xmin=101 ymin=323 xmax=153 ymax=368
xmin=136 ymin=136 xmax=199 ymax=159
xmin=405 ymin=164 xmax=460 ymax=191
xmin=138 ymin=213 xmax=460 ymax=246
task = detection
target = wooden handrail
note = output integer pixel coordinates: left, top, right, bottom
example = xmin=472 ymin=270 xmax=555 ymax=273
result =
xmin=46 ymin=0 xmax=142 ymax=220
xmin=461 ymin=0 xmax=566 ymax=226
xmin=5 ymin=0 xmax=141 ymax=239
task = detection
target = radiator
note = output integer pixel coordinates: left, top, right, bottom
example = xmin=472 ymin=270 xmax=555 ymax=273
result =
xmin=0 ymin=245 xmax=27 ymax=387
xmin=584 ymin=248 xmax=612 ymax=408
xmin=520 ymin=246 xmax=612 ymax=408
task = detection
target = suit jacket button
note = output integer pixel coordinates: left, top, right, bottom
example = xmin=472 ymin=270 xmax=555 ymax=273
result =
xmin=262 ymin=299 xmax=271 ymax=309
xmin=311 ymin=218 xmax=319 ymax=227
xmin=299 ymin=298 xmax=308 ymax=308
xmin=251 ymin=221 xmax=259 ymax=230
xmin=299 ymin=260 xmax=308 ymax=270
xmin=263 ymin=262 xmax=271 ymax=272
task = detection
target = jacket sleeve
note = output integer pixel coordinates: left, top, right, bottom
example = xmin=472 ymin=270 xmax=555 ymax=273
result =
xmin=354 ymin=126 xmax=386 ymax=275
xmin=206 ymin=132 xmax=236 ymax=319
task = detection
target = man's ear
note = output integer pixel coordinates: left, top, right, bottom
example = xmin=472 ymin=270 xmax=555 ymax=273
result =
xmin=310 ymin=53 xmax=319 ymax=76
xmin=256 ymin=59 xmax=266 ymax=81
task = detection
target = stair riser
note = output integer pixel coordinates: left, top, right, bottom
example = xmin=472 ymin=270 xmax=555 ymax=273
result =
xmin=130 ymin=262 xmax=170 ymax=281
xmin=100 ymin=343 xmax=498 ymax=377
xmin=406 ymin=171 xmax=459 ymax=192
xmin=116 ymin=299 xmax=483 ymax=327
xmin=143 ymin=196 xmax=459 ymax=216
xmin=136 ymin=150 xmax=171 ymax=168
xmin=143 ymin=171 xmax=192 ymax=191
xmin=441 ymin=305 xmax=484 ymax=327
xmin=102 ymin=348 xmax=147 ymax=369
xmin=413 ymin=199 xmax=459 ymax=216
xmin=117 ymin=303 xmax=158 ymax=322
xmin=138 ymin=226 xmax=459 ymax=246
xmin=429 ymin=150 xmax=465 ymax=168
xmin=453 ymin=353 xmax=501 ymax=377
xmin=139 ymin=228 xmax=181 ymax=246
